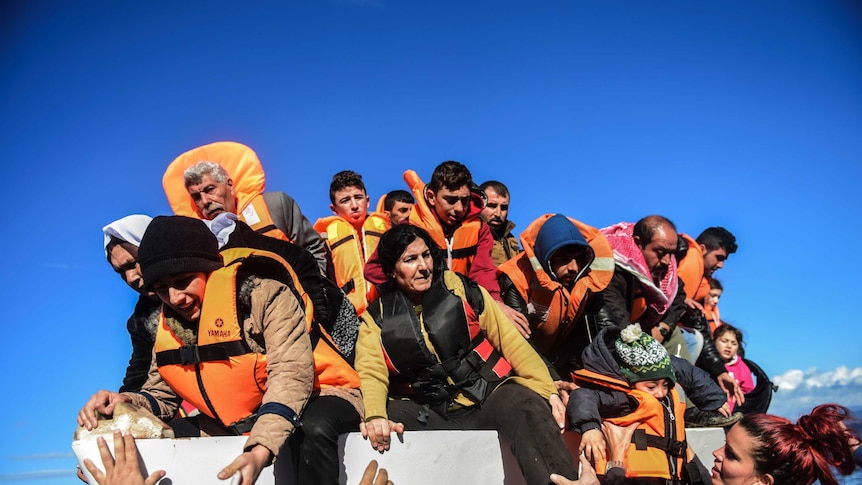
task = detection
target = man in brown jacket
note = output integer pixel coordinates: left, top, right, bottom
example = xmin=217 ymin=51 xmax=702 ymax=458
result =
xmin=78 ymin=216 xmax=314 ymax=485
xmin=479 ymin=180 xmax=521 ymax=266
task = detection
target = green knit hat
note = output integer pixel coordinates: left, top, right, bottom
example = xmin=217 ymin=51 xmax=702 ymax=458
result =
xmin=614 ymin=324 xmax=676 ymax=386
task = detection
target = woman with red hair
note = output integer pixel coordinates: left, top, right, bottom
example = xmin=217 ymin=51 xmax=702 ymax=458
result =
xmin=711 ymin=404 xmax=859 ymax=485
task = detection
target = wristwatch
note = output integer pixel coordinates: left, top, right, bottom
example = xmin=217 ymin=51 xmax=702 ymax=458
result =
xmin=658 ymin=325 xmax=669 ymax=337
xmin=605 ymin=460 xmax=625 ymax=474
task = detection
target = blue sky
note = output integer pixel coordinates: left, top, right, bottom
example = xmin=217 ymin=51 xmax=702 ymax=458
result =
xmin=2 ymin=0 xmax=861 ymax=482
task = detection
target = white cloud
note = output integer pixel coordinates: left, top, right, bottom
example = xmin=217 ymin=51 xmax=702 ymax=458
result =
xmin=768 ymin=366 xmax=862 ymax=419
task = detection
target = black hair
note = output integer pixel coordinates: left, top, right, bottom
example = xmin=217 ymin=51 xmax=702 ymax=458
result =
xmin=697 ymin=227 xmax=738 ymax=255
xmin=383 ymin=189 xmax=415 ymax=211
xmin=377 ymin=224 xmax=442 ymax=277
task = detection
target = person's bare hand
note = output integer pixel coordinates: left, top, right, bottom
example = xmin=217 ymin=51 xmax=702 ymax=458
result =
xmin=650 ymin=324 xmax=669 ymax=343
xmin=578 ymin=428 xmax=606 ymax=463
xmin=82 ymin=431 xmax=165 ymax=485
xmin=358 ymin=459 xmax=394 ymax=485
xmin=684 ymin=298 xmax=705 ymax=313
xmin=714 ymin=402 xmax=732 ymax=417
xmin=601 ymin=421 xmax=638 ymax=462
xmin=497 ymin=301 xmax=531 ymax=338
xmin=360 ymin=418 xmax=404 ymax=453
xmin=549 ymin=394 xmax=566 ymax=433
xmin=78 ymin=391 xmax=131 ymax=430
xmin=217 ymin=444 xmax=271 ymax=484
xmin=554 ymin=380 xmax=578 ymax=407
xmin=716 ymin=372 xmax=745 ymax=406
xmin=549 ymin=454 xmax=600 ymax=485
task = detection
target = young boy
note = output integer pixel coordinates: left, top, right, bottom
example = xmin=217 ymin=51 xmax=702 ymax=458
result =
xmin=314 ymin=170 xmax=390 ymax=314
xmin=569 ymin=324 xmax=734 ymax=484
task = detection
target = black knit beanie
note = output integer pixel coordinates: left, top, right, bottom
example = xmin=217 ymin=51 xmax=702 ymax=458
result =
xmin=138 ymin=215 xmax=224 ymax=290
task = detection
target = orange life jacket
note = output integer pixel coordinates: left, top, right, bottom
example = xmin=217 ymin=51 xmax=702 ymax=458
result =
xmin=154 ymin=248 xmax=359 ymax=430
xmin=162 ymin=141 xmax=290 ymax=241
xmin=153 ymin=258 xmax=268 ymax=429
xmin=497 ymin=214 xmax=615 ymax=354
xmin=403 ymin=170 xmax=482 ymax=276
xmin=705 ymin=303 xmax=722 ymax=335
xmin=314 ymin=214 xmax=389 ymax=314
xmin=677 ymin=234 xmax=710 ymax=301
xmin=572 ymin=369 xmax=690 ymax=481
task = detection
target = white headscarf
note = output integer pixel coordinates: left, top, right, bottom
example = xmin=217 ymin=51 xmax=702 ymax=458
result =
xmin=102 ymin=214 xmax=153 ymax=256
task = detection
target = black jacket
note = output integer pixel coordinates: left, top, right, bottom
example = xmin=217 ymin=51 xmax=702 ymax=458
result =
xmin=119 ymin=294 xmax=161 ymax=393
xmin=594 ymin=267 xmax=687 ymax=335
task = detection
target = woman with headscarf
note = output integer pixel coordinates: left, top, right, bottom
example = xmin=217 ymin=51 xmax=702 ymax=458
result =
xmin=102 ymin=214 xmax=160 ymax=393
xmin=354 ymin=224 xmax=577 ymax=485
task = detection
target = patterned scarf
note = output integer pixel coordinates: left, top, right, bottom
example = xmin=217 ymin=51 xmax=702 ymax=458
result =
xmin=601 ymin=222 xmax=678 ymax=322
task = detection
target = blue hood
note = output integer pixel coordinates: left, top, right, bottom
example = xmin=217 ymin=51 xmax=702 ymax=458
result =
xmin=533 ymin=214 xmax=594 ymax=281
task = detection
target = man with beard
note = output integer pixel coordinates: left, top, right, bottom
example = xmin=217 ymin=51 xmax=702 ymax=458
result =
xmin=479 ymin=180 xmax=521 ymax=266
xmin=596 ymin=216 xmax=744 ymax=419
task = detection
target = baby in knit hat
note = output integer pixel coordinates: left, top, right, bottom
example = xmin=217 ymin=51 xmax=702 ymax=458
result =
xmin=567 ymin=324 xmax=734 ymax=482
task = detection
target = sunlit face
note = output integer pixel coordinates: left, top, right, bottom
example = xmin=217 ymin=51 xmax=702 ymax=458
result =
xmin=151 ymin=272 xmax=208 ymax=322
xmin=479 ymin=187 xmax=509 ymax=230
xmin=706 ymin=288 xmax=723 ymax=307
xmin=633 ymin=379 xmax=671 ymax=400
xmin=549 ymin=245 xmax=589 ymax=289
xmin=392 ymin=238 xmax=434 ymax=303
xmin=635 ymin=225 xmax=678 ymax=283
xmin=427 ymin=185 xmax=471 ymax=227
xmin=331 ymin=186 xmax=369 ymax=228
xmin=187 ymin=174 xmax=237 ymax=220
xmin=715 ymin=331 xmax=739 ymax=363
xmin=108 ymin=242 xmax=146 ymax=294
xmin=702 ymin=246 xmax=728 ymax=278
xmin=712 ymin=424 xmax=771 ymax=485
xmin=387 ymin=201 xmax=413 ymax=225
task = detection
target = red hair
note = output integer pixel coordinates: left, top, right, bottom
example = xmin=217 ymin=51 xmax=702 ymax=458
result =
xmin=739 ymin=404 xmax=857 ymax=485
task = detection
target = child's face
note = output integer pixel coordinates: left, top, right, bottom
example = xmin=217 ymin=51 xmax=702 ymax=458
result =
xmin=715 ymin=331 xmax=739 ymax=363
xmin=633 ymin=379 xmax=671 ymax=400
xmin=706 ymin=288 xmax=722 ymax=307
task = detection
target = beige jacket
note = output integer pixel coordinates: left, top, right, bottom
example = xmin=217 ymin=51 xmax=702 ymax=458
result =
xmin=123 ymin=277 xmax=314 ymax=459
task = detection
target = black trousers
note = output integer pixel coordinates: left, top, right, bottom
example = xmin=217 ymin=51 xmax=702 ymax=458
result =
xmin=387 ymin=382 xmax=577 ymax=485
xmin=289 ymin=395 xmax=361 ymax=485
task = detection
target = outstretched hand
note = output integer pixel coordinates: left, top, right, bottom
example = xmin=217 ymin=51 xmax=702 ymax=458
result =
xmin=359 ymin=459 xmax=395 ymax=485
xmin=217 ymin=444 xmax=271 ymax=484
xmin=82 ymin=431 xmax=165 ymax=485
xmin=549 ymin=454 xmax=600 ymax=485
xmin=716 ymin=372 xmax=745 ymax=406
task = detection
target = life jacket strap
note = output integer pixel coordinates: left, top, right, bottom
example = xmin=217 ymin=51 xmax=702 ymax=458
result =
xmin=155 ymin=341 xmax=252 ymax=367
xmin=341 ymin=279 xmax=356 ymax=295
xmin=228 ymin=402 xmax=302 ymax=435
xmin=449 ymin=245 xmax=477 ymax=260
xmin=254 ymin=224 xmax=280 ymax=236
xmin=632 ymin=429 xmax=686 ymax=457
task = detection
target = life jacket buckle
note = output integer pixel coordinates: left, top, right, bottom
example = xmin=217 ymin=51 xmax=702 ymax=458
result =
xmin=179 ymin=345 xmax=200 ymax=365
xmin=229 ymin=413 xmax=257 ymax=435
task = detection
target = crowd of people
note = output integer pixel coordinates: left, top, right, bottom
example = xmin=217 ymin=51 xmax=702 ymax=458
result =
xmin=78 ymin=141 xmax=861 ymax=484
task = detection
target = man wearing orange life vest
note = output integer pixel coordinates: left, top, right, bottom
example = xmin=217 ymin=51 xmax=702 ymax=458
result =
xmin=478 ymin=180 xmax=521 ymax=266
xmin=162 ymin=141 xmax=328 ymax=275
xmin=363 ymin=161 xmax=532 ymax=336
xmin=314 ymin=171 xmax=389 ymax=315
xmin=77 ymin=216 xmax=318 ymax=485
xmin=498 ymin=214 xmax=615 ymax=380
xmin=676 ymin=227 xmax=736 ymax=332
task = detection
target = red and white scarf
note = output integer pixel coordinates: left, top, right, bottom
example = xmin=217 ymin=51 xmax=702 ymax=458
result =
xmin=601 ymin=222 xmax=678 ymax=320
